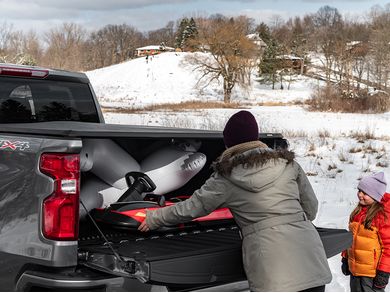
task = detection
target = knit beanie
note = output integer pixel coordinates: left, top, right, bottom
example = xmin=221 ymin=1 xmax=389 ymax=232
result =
xmin=357 ymin=172 xmax=387 ymax=202
xmin=223 ymin=110 xmax=259 ymax=148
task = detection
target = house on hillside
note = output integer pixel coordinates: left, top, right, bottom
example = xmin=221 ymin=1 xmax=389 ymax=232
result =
xmin=276 ymin=55 xmax=306 ymax=73
xmin=135 ymin=45 xmax=175 ymax=57
xmin=346 ymin=41 xmax=369 ymax=57
xmin=246 ymin=34 xmax=267 ymax=51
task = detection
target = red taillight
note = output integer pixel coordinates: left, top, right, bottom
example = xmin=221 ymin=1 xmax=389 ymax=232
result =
xmin=39 ymin=153 xmax=80 ymax=241
xmin=0 ymin=66 xmax=48 ymax=78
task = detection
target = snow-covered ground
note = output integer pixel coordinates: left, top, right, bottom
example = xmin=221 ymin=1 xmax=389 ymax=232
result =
xmin=87 ymin=52 xmax=318 ymax=107
xmin=86 ymin=52 xmax=390 ymax=292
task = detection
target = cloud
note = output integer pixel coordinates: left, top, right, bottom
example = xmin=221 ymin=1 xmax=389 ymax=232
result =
xmin=302 ymin=0 xmax=372 ymax=2
xmin=0 ymin=0 xmax=194 ymax=11
xmin=0 ymin=0 xmax=190 ymax=34
xmin=0 ymin=0 xmax=379 ymax=35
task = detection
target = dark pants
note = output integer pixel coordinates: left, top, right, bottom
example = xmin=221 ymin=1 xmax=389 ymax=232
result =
xmin=300 ymin=285 xmax=325 ymax=292
xmin=350 ymin=275 xmax=385 ymax=292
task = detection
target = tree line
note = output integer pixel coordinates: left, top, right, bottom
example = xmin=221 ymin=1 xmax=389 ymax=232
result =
xmin=1 ymin=4 xmax=389 ymax=104
xmin=0 ymin=17 xmax=199 ymax=71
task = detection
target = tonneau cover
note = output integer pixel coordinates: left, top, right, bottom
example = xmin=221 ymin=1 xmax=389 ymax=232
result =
xmin=0 ymin=121 xmax=283 ymax=139
xmin=0 ymin=121 xmax=223 ymax=138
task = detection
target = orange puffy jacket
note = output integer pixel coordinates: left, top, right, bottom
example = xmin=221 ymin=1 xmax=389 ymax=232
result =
xmin=343 ymin=193 xmax=390 ymax=277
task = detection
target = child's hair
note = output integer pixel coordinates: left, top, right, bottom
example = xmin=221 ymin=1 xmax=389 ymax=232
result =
xmin=350 ymin=202 xmax=386 ymax=229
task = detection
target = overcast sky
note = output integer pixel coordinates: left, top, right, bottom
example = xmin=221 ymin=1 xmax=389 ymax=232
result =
xmin=1 ymin=0 xmax=389 ymax=35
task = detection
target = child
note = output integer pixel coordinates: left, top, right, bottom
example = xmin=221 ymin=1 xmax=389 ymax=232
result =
xmin=342 ymin=172 xmax=390 ymax=292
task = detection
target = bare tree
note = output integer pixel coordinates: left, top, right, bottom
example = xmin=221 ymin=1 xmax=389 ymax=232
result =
xmin=102 ymin=24 xmax=143 ymax=63
xmin=312 ymin=6 xmax=344 ymax=83
xmin=9 ymin=30 xmax=42 ymax=65
xmin=147 ymin=21 xmax=175 ymax=48
xmin=22 ymin=31 xmax=43 ymax=64
xmin=0 ymin=22 xmax=14 ymax=61
xmin=0 ymin=23 xmax=42 ymax=65
xmin=86 ymin=24 xmax=143 ymax=69
xmin=43 ymin=23 xmax=86 ymax=70
xmin=186 ymin=16 xmax=258 ymax=103
xmin=269 ymin=15 xmax=285 ymax=31
xmin=369 ymin=5 xmax=390 ymax=90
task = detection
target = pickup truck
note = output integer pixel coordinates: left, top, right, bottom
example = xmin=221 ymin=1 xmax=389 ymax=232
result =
xmin=0 ymin=63 xmax=352 ymax=291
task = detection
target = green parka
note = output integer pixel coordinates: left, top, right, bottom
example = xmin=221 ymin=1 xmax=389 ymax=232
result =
xmin=146 ymin=141 xmax=332 ymax=291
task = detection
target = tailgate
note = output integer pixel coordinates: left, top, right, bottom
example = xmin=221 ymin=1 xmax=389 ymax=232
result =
xmin=78 ymin=225 xmax=351 ymax=287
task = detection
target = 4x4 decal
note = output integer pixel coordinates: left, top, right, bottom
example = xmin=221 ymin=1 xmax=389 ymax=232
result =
xmin=0 ymin=140 xmax=30 ymax=151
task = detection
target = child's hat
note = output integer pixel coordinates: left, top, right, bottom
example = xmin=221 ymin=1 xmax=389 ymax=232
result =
xmin=358 ymin=172 xmax=387 ymax=202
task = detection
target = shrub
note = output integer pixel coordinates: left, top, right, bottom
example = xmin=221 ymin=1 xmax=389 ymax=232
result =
xmin=350 ymin=129 xmax=376 ymax=141
xmin=307 ymin=84 xmax=390 ymax=113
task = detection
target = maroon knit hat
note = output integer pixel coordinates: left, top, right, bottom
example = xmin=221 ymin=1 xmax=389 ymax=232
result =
xmin=223 ymin=110 xmax=259 ymax=148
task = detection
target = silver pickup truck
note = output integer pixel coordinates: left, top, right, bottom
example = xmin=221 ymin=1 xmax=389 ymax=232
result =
xmin=0 ymin=63 xmax=352 ymax=291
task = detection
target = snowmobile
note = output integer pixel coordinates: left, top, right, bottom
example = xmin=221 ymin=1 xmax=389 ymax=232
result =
xmin=91 ymin=171 xmax=234 ymax=231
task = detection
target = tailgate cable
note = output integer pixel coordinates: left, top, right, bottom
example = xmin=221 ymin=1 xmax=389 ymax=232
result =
xmin=78 ymin=200 xmax=149 ymax=281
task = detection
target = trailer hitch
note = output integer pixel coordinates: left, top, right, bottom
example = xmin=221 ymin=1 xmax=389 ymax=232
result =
xmin=78 ymin=251 xmax=150 ymax=283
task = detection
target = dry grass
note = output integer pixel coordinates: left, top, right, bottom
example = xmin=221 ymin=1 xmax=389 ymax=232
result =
xmin=102 ymin=100 xmax=242 ymax=113
xmin=338 ymin=152 xmax=348 ymax=162
xmin=350 ymin=129 xmax=376 ymax=141
xmin=377 ymin=161 xmax=389 ymax=168
xmin=283 ymin=130 xmax=308 ymax=138
xmin=101 ymin=100 xmax=307 ymax=114
xmin=318 ymin=129 xmax=331 ymax=138
xmin=255 ymin=101 xmax=304 ymax=107
xmin=306 ymin=85 xmax=390 ymax=113
xmin=364 ymin=143 xmax=378 ymax=154
xmin=306 ymin=171 xmax=318 ymax=176
xmin=362 ymin=166 xmax=373 ymax=173
xmin=308 ymin=142 xmax=316 ymax=152
xmin=349 ymin=146 xmax=363 ymax=153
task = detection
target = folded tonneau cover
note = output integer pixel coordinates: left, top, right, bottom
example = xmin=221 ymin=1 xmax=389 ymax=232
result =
xmin=0 ymin=121 xmax=283 ymax=139
xmin=79 ymin=226 xmax=351 ymax=286
xmin=0 ymin=121 xmax=223 ymax=138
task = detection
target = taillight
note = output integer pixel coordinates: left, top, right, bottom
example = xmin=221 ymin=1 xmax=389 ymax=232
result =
xmin=0 ymin=66 xmax=48 ymax=78
xmin=39 ymin=153 xmax=80 ymax=241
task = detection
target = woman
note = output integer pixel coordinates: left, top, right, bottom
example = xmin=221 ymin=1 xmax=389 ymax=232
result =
xmin=139 ymin=110 xmax=332 ymax=291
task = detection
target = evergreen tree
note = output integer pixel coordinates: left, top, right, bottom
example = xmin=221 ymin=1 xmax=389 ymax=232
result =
xmin=189 ymin=18 xmax=198 ymax=37
xmin=256 ymin=22 xmax=272 ymax=44
xmin=175 ymin=17 xmax=198 ymax=50
xmin=259 ymin=38 xmax=282 ymax=89
xmin=175 ymin=18 xmax=189 ymax=49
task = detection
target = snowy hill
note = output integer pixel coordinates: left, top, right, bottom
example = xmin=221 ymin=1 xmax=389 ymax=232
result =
xmin=87 ymin=52 xmax=317 ymax=108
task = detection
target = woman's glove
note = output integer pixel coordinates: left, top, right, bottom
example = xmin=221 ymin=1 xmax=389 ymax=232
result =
xmin=341 ymin=258 xmax=350 ymax=276
xmin=373 ymin=270 xmax=390 ymax=289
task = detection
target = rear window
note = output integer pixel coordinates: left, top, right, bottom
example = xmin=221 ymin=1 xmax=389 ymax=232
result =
xmin=0 ymin=77 xmax=100 ymax=123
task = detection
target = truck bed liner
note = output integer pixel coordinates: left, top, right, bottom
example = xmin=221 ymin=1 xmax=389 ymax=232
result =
xmin=82 ymin=226 xmax=241 ymax=261
xmin=80 ymin=226 xmax=245 ymax=285
xmin=79 ymin=225 xmax=351 ymax=286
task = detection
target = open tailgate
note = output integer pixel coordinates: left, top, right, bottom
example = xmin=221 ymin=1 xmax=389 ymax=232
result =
xmin=78 ymin=225 xmax=351 ymax=287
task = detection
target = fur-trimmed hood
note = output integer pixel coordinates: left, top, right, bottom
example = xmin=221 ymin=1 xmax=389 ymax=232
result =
xmin=213 ymin=141 xmax=295 ymax=192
